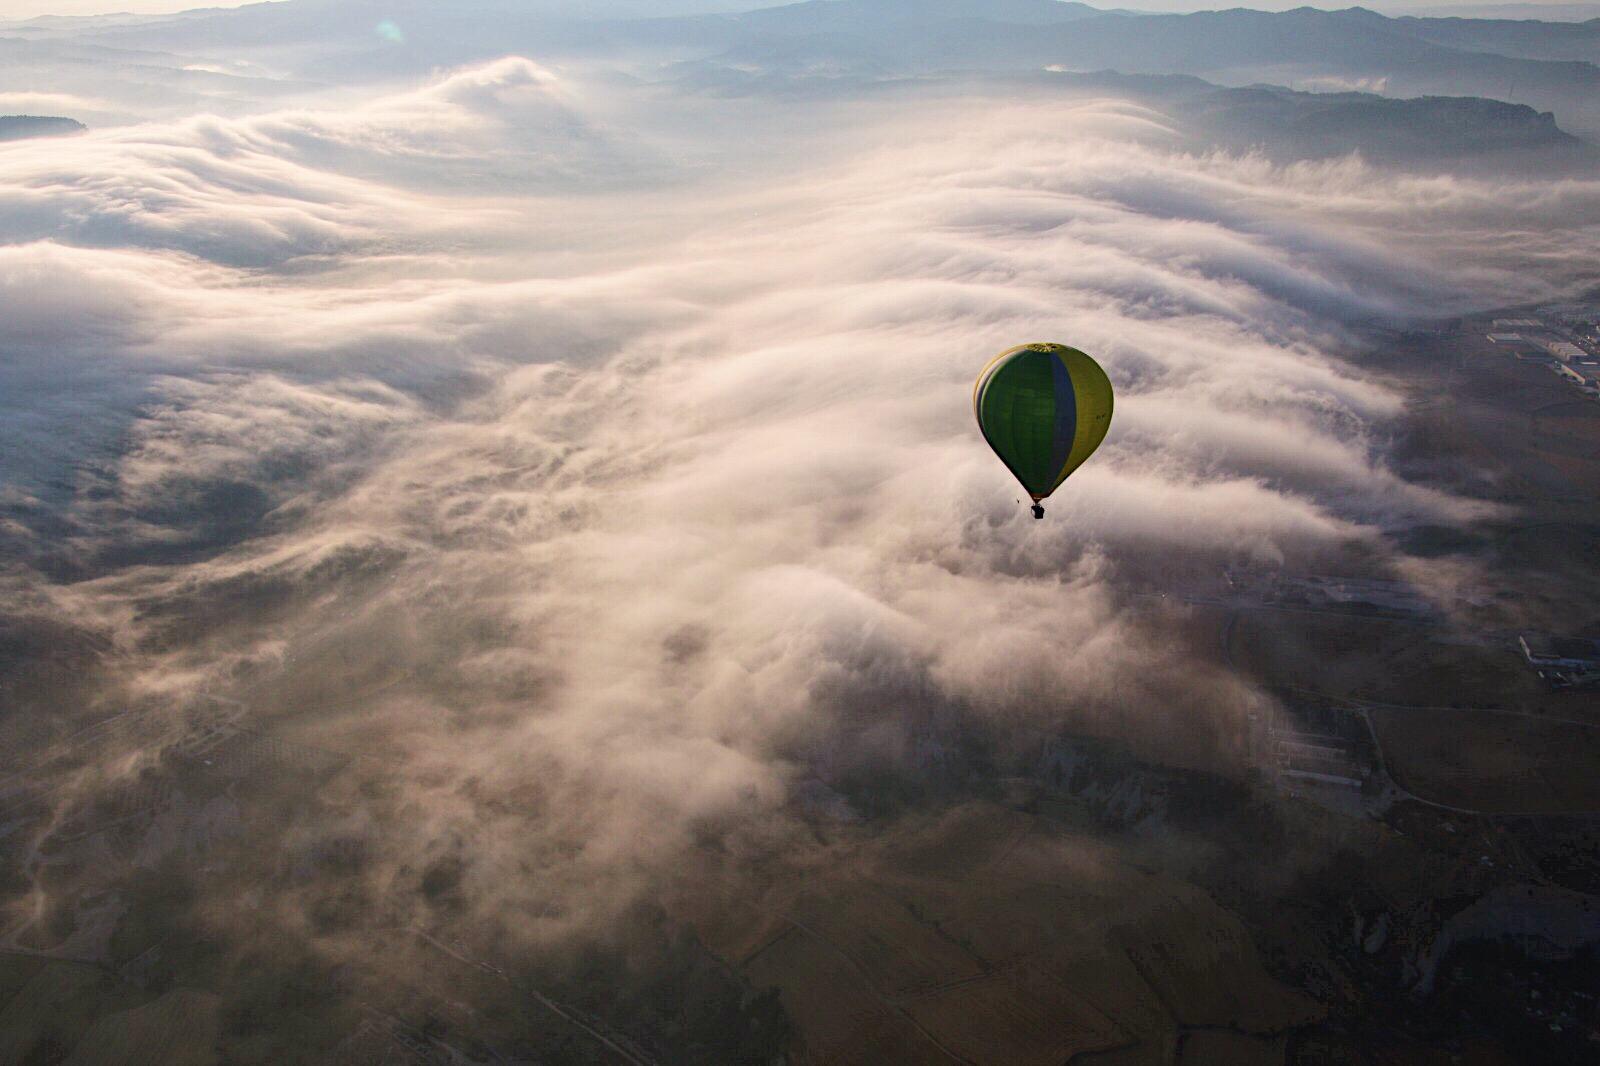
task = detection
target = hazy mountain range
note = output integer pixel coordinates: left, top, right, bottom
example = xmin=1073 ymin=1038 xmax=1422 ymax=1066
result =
xmin=5 ymin=0 xmax=1600 ymax=135
xmin=1048 ymin=71 xmax=1595 ymax=167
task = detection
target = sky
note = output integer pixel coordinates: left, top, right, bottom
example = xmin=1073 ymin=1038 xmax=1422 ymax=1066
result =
xmin=0 ymin=0 xmax=741 ymax=17
xmin=1 ymin=0 xmax=204 ymax=13
xmin=5 ymin=0 xmax=1599 ymax=21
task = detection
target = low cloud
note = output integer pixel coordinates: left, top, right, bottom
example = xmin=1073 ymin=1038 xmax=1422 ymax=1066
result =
xmin=5 ymin=65 xmax=1600 ymax=963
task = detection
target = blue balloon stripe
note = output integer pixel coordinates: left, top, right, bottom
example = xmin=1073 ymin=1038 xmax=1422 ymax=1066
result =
xmin=1048 ymin=350 xmax=1077 ymax=483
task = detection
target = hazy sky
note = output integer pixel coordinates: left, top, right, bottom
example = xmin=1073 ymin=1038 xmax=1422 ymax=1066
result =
xmin=0 ymin=0 xmax=738 ymax=18
xmin=1 ymin=0 xmax=209 ymax=14
xmin=5 ymin=0 xmax=1599 ymax=21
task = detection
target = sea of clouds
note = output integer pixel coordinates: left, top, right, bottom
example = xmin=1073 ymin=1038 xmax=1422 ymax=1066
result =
xmin=6 ymin=55 xmax=1600 ymax=947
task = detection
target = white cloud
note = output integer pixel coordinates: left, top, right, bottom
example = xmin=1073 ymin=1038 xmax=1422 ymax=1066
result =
xmin=6 ymin=65 xmax=1600 ymax=943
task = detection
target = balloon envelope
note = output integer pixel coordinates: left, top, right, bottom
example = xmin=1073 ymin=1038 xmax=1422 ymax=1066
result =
xmin=973 ymin=343 xmax=1113 ymax=502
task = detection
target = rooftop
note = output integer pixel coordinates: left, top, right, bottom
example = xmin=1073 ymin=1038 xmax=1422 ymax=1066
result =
xmin=1520 ymin=635 xmax=1600 ymax=662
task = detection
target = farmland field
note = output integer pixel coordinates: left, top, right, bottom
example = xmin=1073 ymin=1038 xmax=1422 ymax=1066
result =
xmin=1371 ymin=707 xmax=1600 ymax=814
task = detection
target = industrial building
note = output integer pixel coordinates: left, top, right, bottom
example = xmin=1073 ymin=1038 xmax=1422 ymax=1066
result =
xmin=1255 ymin=704 xmax=1374 ymax=818
xmin=1555 ymin=362 xmax=1600 ymax=392
xmin=1519 ymin=635 xmax=1600 ymax=690
xmin=1538 ymin=338 xmax=1587 ymax=363
xmin=1519 ymin=635 xmax=1600 ymax=672
xmin=1271 ymin=729 xmax=1365 ymax=788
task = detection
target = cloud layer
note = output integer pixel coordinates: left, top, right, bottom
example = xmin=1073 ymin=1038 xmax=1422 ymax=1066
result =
xmin=6 ymin=62 xmax=1600 ymax=953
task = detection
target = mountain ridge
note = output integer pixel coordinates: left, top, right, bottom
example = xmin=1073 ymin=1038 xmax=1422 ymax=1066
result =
xmin=0 ymin=114 xmax=86 ymax=140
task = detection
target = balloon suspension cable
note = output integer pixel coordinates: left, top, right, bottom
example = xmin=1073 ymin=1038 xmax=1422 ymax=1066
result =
xmin=1031 ymin=503 xmax=1045 ymax=520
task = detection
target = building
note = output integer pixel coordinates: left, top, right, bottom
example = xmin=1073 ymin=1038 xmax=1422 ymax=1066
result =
xmin=1271 ymin=730 xmax=1365 ymax=788
xmin=1519 ymin=635 xmax=1600 ymax=671
xmin=1539 ymin=339 xmax=1587 ymax=363
xmin=1520 ymin=635 xmax=1600 ymax=690
xmin=1486 ymin=332 xmax=1523 ymax=345
xmin=1493 ymin=318 xmax=1542 ymax=330
xmin=1555 ymin=362 xmax=1600 ymax=392
xmin=1261 ymin=705 xmax=1373 ymax=808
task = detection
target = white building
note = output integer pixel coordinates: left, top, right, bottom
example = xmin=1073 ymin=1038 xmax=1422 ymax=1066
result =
xmin=1555 ymin=363 xmax=1600 ymax=392
xmin=1519 ymin=635 xmax=1600 ymax=671
xmin=1539 ymin=339 xmax=1586 ymax=363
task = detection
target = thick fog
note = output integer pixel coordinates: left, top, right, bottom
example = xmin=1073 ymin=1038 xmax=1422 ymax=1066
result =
xmin=5 ymin=31 xmax=1600 ymax=975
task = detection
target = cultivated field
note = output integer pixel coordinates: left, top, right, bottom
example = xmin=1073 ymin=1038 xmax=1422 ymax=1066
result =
xmin=1372 ymin=707 xmax=1600 ymax=814
xmin=678 ymin=804 xmax=1323 ymax=1065
xmin=0 ymin=955 xmax=217 ymax=1066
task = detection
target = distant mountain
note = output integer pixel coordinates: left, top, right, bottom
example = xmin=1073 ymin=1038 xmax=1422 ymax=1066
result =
xmin=651 ymin=1 xmax=1600 ymax=134
xmin=1390 ymin=4 xmax=1600 ymax=21
xmin=1388 ymin=10 xmax=1600 ymax=63
xmin=710 ymin=4 xmax=1600 ymax=91
xmin=728 ymin=0 xmax=1105 ymax=31
xmin=1177 ymin=83 xmax=1593 ymax=165
xmin=0 ymin=115 xmax=85 ymax=141
xmin=951 ymin=69 xmax=1594 ymax=168
xmin=22 ymin=0 xmax=1600 ymax=134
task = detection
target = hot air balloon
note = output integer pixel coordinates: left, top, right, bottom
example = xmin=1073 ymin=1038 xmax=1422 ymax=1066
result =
xmin=974 ymin=343 xmax=1113 ymax=519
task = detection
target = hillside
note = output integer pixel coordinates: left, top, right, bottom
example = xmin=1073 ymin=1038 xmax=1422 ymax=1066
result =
xmin=0 ymin=114 xmax=85 ymax=140
xmin=1177 ymin=83 xmax=1594 ymax=166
